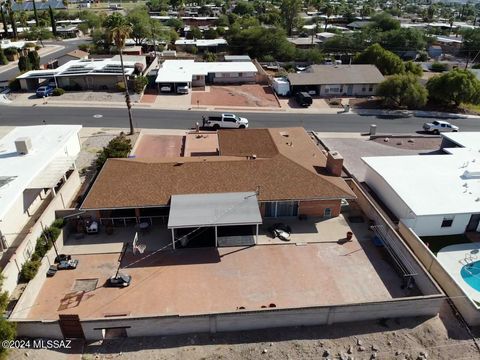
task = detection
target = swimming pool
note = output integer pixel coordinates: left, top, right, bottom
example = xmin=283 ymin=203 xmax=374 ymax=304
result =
xmin=461 ymin=260 xmax=480 ymax=292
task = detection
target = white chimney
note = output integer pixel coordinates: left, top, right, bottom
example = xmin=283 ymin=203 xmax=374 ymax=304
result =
xmin=15 ymin=137 xmax=32 ymax=155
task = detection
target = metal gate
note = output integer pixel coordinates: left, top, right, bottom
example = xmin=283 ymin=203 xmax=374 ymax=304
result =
xmin=59 ymin=314 xmax=85 ymax=339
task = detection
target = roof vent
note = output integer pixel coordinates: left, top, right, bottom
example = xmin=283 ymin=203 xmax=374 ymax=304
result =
xmin=463 ymin=169 xmax=480 ymax=179
xmin=15 ymin=137 xmax=32 ymax=155
xmin=251 ymin=154 xmax=257 ymax=160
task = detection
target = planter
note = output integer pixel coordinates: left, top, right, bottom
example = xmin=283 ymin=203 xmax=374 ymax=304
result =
xmin=6 ymin=53 xmax=19 ymax=61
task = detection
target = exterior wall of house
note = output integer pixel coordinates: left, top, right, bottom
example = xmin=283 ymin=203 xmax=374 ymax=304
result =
xmin=192 ymin=75 xmax=206 ymax=87
xmin=364 ymin=166 xmax=413 ymax=221
xmin=211 ymin=72 xmax=256 ymax=84
xmin=298 ymin=199 xmax=341 ymax=217
xmin=319 ymin=83 xmax=377 ymax=97
xmin=404 ymin=214 xmax=472 ymax=237
xmin=57 ymin=75 xmax=125 ymax=90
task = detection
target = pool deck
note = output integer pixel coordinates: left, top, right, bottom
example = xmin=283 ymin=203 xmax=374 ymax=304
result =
xmin=437 ymin=243 xmax=480 ymax=303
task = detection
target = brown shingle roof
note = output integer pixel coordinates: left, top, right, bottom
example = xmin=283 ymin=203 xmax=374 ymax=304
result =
xmin=65 ymin=49 xmax=89 ymax=59
xmin=81 ymin=128 xmax=355 ymax=209
xmin=287 ymin=64 xmax=384 ymax=86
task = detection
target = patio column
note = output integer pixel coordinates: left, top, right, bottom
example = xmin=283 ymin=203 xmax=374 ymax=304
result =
xmin=255 ymin=224 xmax=259 ymax=245
xmin=135 ymin=208 xmax=141 ymax=223
xmin=51 ymin=187 xmax=56 ymax=197
xmin=215 ymin=226 xmax=218 ymax=247
xmin=171 ymin=228 xmax=175 ymax=250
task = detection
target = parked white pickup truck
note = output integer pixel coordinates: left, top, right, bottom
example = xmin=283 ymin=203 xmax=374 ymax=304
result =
xmin=202 ymin=113 xmax=249 ymax=129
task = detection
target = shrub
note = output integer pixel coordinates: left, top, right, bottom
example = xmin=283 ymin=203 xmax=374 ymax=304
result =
xmin=0 ymin=50 xmax=8 ymax=65
xmin=472 ymin=63 xmax=480 ymax=69
xmin=27 ymin=50 xmax=40 ymax=70
xmin=35 ymin=45 xmax=41 ymax=51
xmin=19 ymin=259 xmax=41 ymax=282
xmin=52 ymin=218 xmax=65 ymax=228
xmin=78 ymin=43 xmax=90 ymax=52
xmin=18 ymin=55 xmax=31 ymax=72
xmin=0 ymin=319 xmax=16 ymax=359
xmin=417 ymin=51 xmax=428 ymax=62
xmin=3 ymin=47 xmax=18 ymax=56
xmin=52 ymin=87 xmax=65 ymax=96
xmin=96 ymin=134 xmax=132 ymax=170
xmin=8 ymin=78 xmax=21 ymax=91
xmin=133 ymin=76 xmax=148 ymax=94
xmin=24 ymin=42 xmax=36 ymax=48
xmin=116 ymin=81 xmax=126 ymax=92
xmin=430 ymin=62 xmax=448 ymax=72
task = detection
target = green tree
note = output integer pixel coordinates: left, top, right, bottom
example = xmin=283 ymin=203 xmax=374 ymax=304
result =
xmin=370 ymin=12 xmax=401 ymax=31
xmin=104 ymin=13 xmax=134 ymax=135
xmin=6 ymin=0 xmax=17 ymax=39
xmin=96 ymin=134 xmax=132 ymax=169
xmin=18 ymin=54 xmax=32 ymax=72
xmin=280 ymin=0 xmax=302 ymax=36
xmin=376 ymin=74 xmax=428 ymax=109
xmin=188 ymin=26 xmax=203 ymax=40
xmin=204 ymin=28 xmax=218 ymax=40
xmin=0 ymin=275 xmax=15 ymax=360
xmin=379 ymin=28 xmax=427 ymax=53
xmin=232 ymin=1 xmax=255 ymax=15
xmin=48 ymin=6 xmax=57 ymax=37
xmin=354 ymin=44 xmax=405 ymax=75
xmin=426 ymin=69 xmax=480 ymax=107
xmin=27 ymin=50 xmax=40 ymax=70
xmin=25 ymin=26 xmax=52 ymax=41
xmin=166 ymin=18 xmax=183 ymax=30
xmin=462 ymin=28 xmax=480 ymax=59
xmin=127 ymin=6 xmax=151 ymax=45
xmin=0 ymin=48 xmax=8 ymax=65
xmin=404 ymin=61 xmax=423 ymax=77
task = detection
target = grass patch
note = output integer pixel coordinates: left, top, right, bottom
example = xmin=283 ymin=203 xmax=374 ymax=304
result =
xmin=421 ymin=234 xmax=470 ymax=255
xmin=461 ymin=103 xmax=480 ymax=114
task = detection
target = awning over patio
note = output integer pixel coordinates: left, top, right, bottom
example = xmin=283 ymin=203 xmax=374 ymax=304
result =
xmin=168 ymin=192 xmax=262 ymax=229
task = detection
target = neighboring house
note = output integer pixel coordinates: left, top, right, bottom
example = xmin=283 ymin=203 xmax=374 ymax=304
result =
xmin=0 ymin=125 xmax=81 ymax=293
xmin=16 ymin=56 xmax=146 ymax=91
xmin=80 ymin=127 xmax=356 ymax=247
xmin=316 ymin=32 xmax=336 ymax=41
xmin=435 ymin=35 xmax=463 ymax=56
xmin=175 ymin=38 xmax=227 ymax=53
xmin=347 ymin=21 xmax=372 ymax=30
xmin=155 ymin=59 xmax=257 ymax=92
xmin=123 ymin=46 xmax=143 ymax=55
xmin=224 ymin=55 xmax=251 ymax=62
xmin=0 ymin=39 xmax=33 ymax=50
xmin=363 ymin=132 xmax=480 ymax=237
xmin=55 ymin=49 xmax=89 ymax=67
xmin=287 ymin=64 xmax=384 ymax=97
xmin=11 ymin=0 xmax=66 ymax=11
xmin=287 ymin=37 xmax=321 ymax=49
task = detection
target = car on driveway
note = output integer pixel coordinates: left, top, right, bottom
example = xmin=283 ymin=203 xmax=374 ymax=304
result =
xmin=423 ymin=120 xmax=459 ymax=134
xmin=107 ymin=274 xmax=131 ymax=287
xmin=36 ymin=85 xmax=54 ymax=98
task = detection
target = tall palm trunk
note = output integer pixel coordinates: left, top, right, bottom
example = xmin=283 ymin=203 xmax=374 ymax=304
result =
xmin=32 ymin=0 xmax=39 ymax=26
xmin=6 ymin=0 xmax=17 ymax=40
xmin=1 ymin=7 xmax=8 ymax=38
xmin=119 ymin=48 xmax=134 ymax=135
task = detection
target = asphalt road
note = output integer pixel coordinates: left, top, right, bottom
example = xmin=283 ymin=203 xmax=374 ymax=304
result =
xmin=1 ymin=105 xmax=480 ymax=133
xmin=0 ymin=39 xmax=91 ymax=83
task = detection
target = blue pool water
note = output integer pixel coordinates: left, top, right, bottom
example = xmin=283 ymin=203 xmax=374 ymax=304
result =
xmin=461 ymin=260 xmax=480 ymax=291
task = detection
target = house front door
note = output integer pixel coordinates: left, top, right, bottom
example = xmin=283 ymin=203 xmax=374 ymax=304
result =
xmin=347 ymin=85 xmax=353 ymax=96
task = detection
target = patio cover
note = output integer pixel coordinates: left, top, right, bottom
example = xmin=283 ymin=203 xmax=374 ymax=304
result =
xmin=168 ymin=192 xmax=262 ymax=229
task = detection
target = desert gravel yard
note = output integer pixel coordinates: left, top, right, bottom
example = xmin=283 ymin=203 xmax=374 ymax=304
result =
xmin=192 ymin=85 xmax=280 ymax=108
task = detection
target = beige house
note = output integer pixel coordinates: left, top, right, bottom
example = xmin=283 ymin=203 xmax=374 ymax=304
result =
xmin=287 ymin=64 xmax=385 ymax=97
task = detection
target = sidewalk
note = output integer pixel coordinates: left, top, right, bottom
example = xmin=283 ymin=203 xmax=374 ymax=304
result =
xmin=0 ymin=45 xmax=64 ymax=75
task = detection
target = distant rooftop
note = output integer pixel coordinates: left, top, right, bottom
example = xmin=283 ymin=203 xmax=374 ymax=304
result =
xmin=288 ymin=65 xmax=384 ymax=86
xmin=0 ymin=125 xmax=81 ymax=221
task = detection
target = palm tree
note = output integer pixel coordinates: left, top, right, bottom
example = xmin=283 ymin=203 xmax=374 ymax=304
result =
xmin=1 ymin=6 xmax=9 ymax=38
xmin=32 ymin=0 xmax=39 ymax=26
xmin=105 ymin=13 xmax=134 ymax=135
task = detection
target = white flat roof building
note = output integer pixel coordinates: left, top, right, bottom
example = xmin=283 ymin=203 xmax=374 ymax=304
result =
xmin=175 ymin=38 xmax=227 ymax=47
xmin=155 ymin=60 xmax=257 ymax=84
xmin=363 ymin=132 xmax=480 ymax=236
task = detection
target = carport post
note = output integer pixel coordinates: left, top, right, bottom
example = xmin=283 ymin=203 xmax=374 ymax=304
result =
xmin=171 ymin=228 xmax=175 ymax=250
xmin=255 ymin=224 xmax=259 ymax=244
xmin=215 ymin=226 xmax=218 ymax=247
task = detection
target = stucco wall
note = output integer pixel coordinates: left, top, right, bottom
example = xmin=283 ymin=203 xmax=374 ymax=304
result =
xmin=298 ymin=199 xmax=341 ymax=217
xmin=16 ymin=296 xmax=443 ymax=340
xmin=398 ymin=221 xmax=480 ymax=326
xmin=318 ymin=84 xmax=377 ymax=97
xmin=212 ymin=75 xmax=256 ymax=84
xmin=1 ymin=170 xmax=81 ymax=295
xmin=407 ymin=214 xmax=471 ymax=237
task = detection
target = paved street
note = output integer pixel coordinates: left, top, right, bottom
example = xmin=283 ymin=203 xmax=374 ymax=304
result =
xmin=0 ymin=39 xmax=91 ymax=83
xmin=1 ymin=105 xmax=480 ymax=133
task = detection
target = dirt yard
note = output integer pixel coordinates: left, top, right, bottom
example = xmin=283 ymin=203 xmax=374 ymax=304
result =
xmin=371 ymin=136 xmax=443 ymax=151
xmin=9 ymin=304 xmax=480 ymax=360
xmin=191 ymin=85 xmax=280 ymax=108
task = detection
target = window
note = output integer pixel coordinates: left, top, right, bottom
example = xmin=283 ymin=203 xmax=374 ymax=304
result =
xmin=324 ymin=208 xmax=332 ymax=218
xmin=361 ymin=87 xmax=366 ymax=91
xmin=369 ymin=86 xmax=373 ymax=92
xmin=441 ymin=217 xmax=454 ymax=227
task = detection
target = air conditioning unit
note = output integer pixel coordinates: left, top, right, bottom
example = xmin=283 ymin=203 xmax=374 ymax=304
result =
xmin=15 ymin=137 xmax=32 ymax=155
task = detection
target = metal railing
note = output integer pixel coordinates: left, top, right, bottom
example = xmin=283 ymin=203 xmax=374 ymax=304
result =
xmin=99 ymin=215 xmax=168 ymax=227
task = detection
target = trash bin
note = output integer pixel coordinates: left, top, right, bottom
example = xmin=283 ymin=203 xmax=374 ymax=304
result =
xmin=370 ymin=124 xmax=377 ymax=135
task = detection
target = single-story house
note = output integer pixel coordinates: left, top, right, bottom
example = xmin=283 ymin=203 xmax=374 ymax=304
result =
xmin=80 ymin=127 xmax=356 ymax=248
xmin=0 ymin=125 xmax=81 ymax=249
xmin=287 ymin=37 xmax=322 ymax=49
xmin=435 ymin=35 xmax=463 ymax=56
xmin=16 ymin=55 xmax=146 ymax=91
xmin=316 ymin=32 xmax=336 ymax=41
xmin=175 ymin=38 xmax=227 ymax=53
xmin=347 ymin=21 xmax=372 ymax=30
xmin=55 ymin=49 xmax=89 ymax=67
xmin=155 ymin=59 xmax=257 ymax=92
xmin=363 ymin=132 xmax=480 ymax=237
xmin=123 ymin=46 xmax=143 ymax=56
xmin=287 ymin=64 xmax=385 ymax=97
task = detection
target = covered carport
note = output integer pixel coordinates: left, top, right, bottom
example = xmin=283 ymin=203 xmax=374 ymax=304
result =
xmin=168 ymin=192 xmax=262 ymax=249
xmin=17 ymin=70 xmax=57 ymax=91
